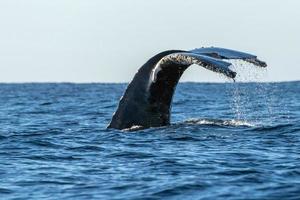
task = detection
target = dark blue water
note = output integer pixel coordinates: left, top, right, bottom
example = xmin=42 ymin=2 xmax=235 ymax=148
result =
xmin=1 ymin=82 xmax=300 ymax=199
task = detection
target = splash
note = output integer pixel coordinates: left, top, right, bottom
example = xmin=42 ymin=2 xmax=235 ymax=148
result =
xmin=227 ymin=60 xmax=273 ymax=123
xmin=123 ymin=125 xmax=144 ymax=132
xmin=229 ymin=59 xmax=267 ymax=82
xmin=184 ymin=118 xmax=255 ymax=127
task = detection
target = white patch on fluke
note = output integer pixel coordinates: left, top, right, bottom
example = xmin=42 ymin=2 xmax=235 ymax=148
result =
xmin=149 ymin=52 xmax=237 ymax=87
xmin=151 ymin=64 xmax=162 ymax=83
xmin=150 ymin=53 xmax=201 ymax=83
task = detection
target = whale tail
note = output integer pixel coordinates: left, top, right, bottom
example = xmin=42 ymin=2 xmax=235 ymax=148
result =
xmin=108 ymin=47 xmax=267 ymax=130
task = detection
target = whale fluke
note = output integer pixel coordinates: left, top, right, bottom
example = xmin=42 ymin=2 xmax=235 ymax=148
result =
xmin=108 ymin=47 xmax=267 ymax=130
xmin=190 ymin=47 xmax=267 ymax=67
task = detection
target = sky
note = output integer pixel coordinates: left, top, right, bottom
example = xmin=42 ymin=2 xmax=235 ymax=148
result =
xmin=0 ymin=0 xmax=299 ymax=83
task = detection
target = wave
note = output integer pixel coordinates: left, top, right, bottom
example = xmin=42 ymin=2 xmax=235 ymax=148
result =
xmin=117 ymin=118 xmax=296 ymax=132
xmin=183 ymin=118 xmax=255 ymax=127
xmin=252 ymin=123 xmax=294 ymax=132
xmin=123 ymin=125 xmax=144 ymax=131
xmin=121 ymin=118 xmax=256 ymax=132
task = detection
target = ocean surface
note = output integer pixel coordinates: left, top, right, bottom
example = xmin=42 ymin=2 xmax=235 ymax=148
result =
xmin=1 ymin=81 xmax=300 ymax=199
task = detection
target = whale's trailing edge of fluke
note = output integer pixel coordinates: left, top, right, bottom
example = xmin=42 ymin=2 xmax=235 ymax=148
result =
xmin=190 ymin=47 xmax=267 ymax=67
xmin=107 ymin=47 xmax=267 ymax=130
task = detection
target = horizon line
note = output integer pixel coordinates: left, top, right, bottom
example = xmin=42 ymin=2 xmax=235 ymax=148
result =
xmin=0 ymin=80 xmax=299 ymax=84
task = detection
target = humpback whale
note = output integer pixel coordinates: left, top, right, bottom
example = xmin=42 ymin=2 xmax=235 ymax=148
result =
xmin=108 ymin=47 xmax=267 ymax=130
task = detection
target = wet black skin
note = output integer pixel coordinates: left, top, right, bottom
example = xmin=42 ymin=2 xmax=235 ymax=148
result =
xmin=107 ymin=50 xmax=187 ymax=130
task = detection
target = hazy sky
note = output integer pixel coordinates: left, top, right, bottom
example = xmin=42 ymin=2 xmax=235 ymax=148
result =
xmin=0 ymin=0 xmax=299 ymax=82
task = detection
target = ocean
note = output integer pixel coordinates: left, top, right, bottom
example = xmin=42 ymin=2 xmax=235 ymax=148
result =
xmin=0 ymin=82 xmax=300 ymax=199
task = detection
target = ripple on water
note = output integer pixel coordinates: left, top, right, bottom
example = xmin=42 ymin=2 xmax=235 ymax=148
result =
xmin=0 ymin=82 xmax=300 ymax=199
